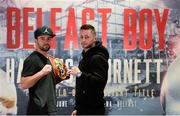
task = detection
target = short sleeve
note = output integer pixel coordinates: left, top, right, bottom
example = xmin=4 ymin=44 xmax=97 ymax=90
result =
xmin=21 ymin=58 xmax=38 ymax=77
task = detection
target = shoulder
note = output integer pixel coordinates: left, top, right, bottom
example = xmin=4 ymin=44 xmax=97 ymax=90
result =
xmin=92 ymin=52 xmax=108 ymax=60
xmin=91 ymin=54 xmax=103 ymax=60
xmin=24 ymin=52 xmax=40 ymax=64
xmin=90 ymin=53 xmax=108 ymax=64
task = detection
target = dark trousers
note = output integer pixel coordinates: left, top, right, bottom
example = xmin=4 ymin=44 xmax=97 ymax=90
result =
xmin=27 ymin=101 xmax=56 ymax=115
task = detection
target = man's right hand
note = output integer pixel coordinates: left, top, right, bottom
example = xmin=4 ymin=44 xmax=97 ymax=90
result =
xmin=40 ymin=64 xmax=52 ymax=76
xmin=71 ymin=110 xmax=77 ymax=116
xmin=69 ymin=66 xmax=82 ymax=77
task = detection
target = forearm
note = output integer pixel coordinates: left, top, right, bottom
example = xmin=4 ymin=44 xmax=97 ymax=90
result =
xmin=84 ymin=56 xmax=108 ymax=84
xmin=70 ymin=66 xmax=106 ymax=83
xmin=20 ymin=71 xmax=45 ymax=89
xmin=81 ymin=71 xmax=107 ymax=84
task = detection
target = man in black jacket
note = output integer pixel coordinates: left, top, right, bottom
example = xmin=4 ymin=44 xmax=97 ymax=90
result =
xmin=70 ymin=24 xmax=109 ymax=115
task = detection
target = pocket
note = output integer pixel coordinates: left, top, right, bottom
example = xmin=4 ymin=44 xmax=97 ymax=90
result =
xmin=33 ymin=97 xmax=44 ymax=108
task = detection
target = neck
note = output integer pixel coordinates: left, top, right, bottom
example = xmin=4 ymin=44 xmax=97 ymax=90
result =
xmin=35 ymin=49 xmax=49 ymax=58
xmin=84 ymin=42 xmax=96 ymax=53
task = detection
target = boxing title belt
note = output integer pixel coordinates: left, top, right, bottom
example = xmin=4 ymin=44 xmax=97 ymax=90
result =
xmin=49 ymin=56 xmax=69 ymax=83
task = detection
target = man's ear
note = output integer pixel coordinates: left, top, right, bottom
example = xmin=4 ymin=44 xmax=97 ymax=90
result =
xmin=35 ymin=39 xmax=38 ymax=43
xmin=94 ymin=34 xmax=96 ymax=40
xmin=94 ymin=37 xmax=96 ymax=42
xmin=34 ymin=39 xmax=37 ymax=49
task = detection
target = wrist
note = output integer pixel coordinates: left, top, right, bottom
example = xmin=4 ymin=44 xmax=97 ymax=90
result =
xmin=38 ymin=70 xmax=46 ymax=77
xmin=77 ymin=71 xmax=82 ymax=77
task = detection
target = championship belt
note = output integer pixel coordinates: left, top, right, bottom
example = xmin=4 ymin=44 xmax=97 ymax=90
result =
xmin=49 ymin=56 xmax=69 ymax=83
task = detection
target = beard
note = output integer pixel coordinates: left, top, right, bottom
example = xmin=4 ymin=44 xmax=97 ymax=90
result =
xmin=41 ymin=44 xmax=50 ymax=51
xmin=36 ymin=39 xmax=51 ymax=52
xmin=37 ymin=43 xmax=50 ymax=52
